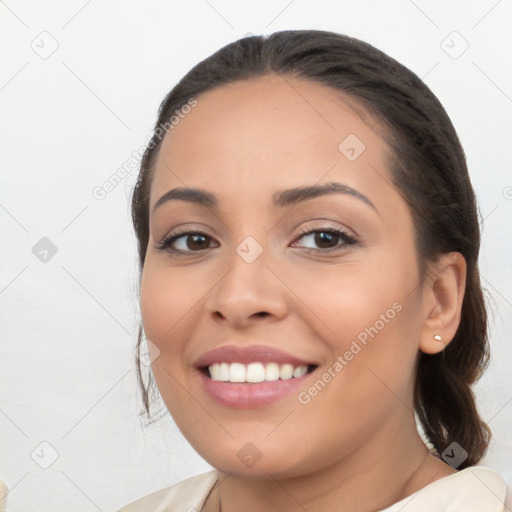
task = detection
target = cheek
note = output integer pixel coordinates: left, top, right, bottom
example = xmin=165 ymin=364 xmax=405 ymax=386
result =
xmin=139 ymin=266 xmax=192 ymax=419
xmin=291 ymin=261 xmax=401 ymax=336
xmin=139 ymin=262 xmax=202 ymax=344
xmin=139 ymin=262 xmax=209 ymax=402
xmin=292 ymin=254 xmax=419 ymax=382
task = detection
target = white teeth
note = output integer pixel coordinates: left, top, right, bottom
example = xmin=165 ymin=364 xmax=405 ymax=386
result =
xmin=265 ymin=362 xmax=280 ymax=381
xmin=208 ymin=362 xmax=310 ymax=383
xmin=210 ymin=363 xmax=221 ymax=381
xmin=230 ymin=363 xmax=246 ymax=382
xmin=279 ymin=363 xmax=294 ymax=380
xmin=219 ymin=362 xmax=230 ymax=381
xmin=246 ymin=362 xmax=265 ymax=383
xmin=210 ymin=363 xmax=231 ymax=381
xmin=293 ymin=365 xmax=308 ymax=378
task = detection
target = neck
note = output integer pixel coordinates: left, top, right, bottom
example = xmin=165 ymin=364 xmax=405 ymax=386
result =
xmin=207 ymin=414 xmax=454 ymax=512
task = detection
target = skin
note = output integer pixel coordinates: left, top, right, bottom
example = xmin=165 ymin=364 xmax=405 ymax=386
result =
xmin=140 ymin=74 xmax=466 ymax=512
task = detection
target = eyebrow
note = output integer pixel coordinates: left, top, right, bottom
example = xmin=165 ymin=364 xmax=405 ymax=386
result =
xmin=272 ymin=182 xmax=378 ymax=214
xmin=152 ymin=182 xmax=379 ymax=215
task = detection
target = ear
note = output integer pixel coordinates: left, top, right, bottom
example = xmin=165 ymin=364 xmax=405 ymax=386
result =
xmin=419 ymin=252 xmax=467 ymax=355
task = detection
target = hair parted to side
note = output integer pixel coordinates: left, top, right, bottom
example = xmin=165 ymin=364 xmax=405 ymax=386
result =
xmin=131 ymin=30 xmax=491 ymax=468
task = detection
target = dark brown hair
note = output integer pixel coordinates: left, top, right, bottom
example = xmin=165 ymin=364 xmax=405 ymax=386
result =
xmin=131 ymin=30 xmax=491 ymax=468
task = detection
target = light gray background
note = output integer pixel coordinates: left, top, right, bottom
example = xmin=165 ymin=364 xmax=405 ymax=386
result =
xmin=1 ymin=1 xmax=511 ymax=510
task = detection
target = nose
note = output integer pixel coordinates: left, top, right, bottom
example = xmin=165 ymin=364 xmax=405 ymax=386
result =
xmin=205 ymin=241 xmax=288 ymax=329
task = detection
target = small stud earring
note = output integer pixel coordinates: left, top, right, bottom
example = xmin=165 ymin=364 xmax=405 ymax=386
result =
xmin=434 ymin=334 xmax=443 ymax=342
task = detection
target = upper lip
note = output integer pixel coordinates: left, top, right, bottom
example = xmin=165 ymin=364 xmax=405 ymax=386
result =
xmin=193 ymin=344 xmax=317 ymax=368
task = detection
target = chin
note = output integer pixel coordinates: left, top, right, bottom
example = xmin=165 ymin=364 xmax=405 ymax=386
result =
xmin=196 ymin=445 xmax=312 ymax=479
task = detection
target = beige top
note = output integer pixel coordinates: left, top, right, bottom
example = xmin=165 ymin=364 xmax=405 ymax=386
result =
xmin=116 ymin=465 xmax=507 ymax=512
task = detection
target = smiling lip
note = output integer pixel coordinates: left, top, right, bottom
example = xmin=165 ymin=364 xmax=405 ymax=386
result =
xmin=193 ymin=344 xmax=316 ymax=367
xmin=193 ymin=344 xmax=318 ymax=409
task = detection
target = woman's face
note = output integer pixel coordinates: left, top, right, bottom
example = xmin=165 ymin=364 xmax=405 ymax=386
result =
xmin=140 ymin=74 xmax=428 ymax=477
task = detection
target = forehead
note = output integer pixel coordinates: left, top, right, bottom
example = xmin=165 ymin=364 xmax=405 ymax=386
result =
xmin=150 ymin=74 xmax=394 ymax=206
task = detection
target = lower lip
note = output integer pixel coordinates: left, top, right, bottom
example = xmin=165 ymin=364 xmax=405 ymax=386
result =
xmin=197 ymin=369 xmax=313 ymax=409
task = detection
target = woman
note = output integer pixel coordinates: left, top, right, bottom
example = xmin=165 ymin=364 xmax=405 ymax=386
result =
xmin=118 ymin=30 xmax=507 ymax=511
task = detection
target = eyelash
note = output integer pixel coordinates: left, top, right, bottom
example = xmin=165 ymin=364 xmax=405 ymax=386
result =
xmin=155 ymin=226 xmax=358 ymax=256
xmin=295 ymin=226 xmax=358 ymax=253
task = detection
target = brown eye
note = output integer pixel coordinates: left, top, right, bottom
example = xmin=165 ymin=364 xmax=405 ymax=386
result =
xmin=293 ymin=227 xmax=358 ymax=253
xmin=185 ymin=234 xmax=210 ymax=250
xmin=156 ymin=230 xmax=217 ymax=254
xmin=312 ymin=231 xmax=339 ymax=249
